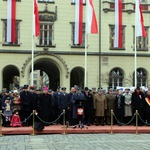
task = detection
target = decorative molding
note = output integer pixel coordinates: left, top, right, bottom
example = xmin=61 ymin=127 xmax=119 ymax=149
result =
xmin=39 ymin=4 xmax=57 ymax=22
xmin=21 ymin=52 xmax=69 ymax=78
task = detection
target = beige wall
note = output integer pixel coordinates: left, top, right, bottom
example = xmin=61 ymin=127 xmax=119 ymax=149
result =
xmin=0 ymin=0 xmax=150 ymax=91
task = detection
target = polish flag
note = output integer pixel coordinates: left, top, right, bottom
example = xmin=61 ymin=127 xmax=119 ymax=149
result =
xmin=7 ymin=0 xmax=16 ymax=43
xmin=74 ymin=0 xmax=83 ymax=45
xmin=114 ymin=0 xmax=122 ymax=48
xmin=87 ymin=0 xmax=98 ymax=34
xmin=135 ymin=0 xmax=146 ymax=37
xmin=34 ymin=0 xmax=40 ymax=37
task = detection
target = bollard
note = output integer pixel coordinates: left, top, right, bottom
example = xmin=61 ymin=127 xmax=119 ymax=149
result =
xmin=110 ymin=110 xmax=113 ymax=134
xmin=135 ymin=110 xmax=138 ymax=134
xmin=0 ymin=110 xmax=2 ymax=136
xmin=31 ymin=110 xmax=35 ymax=136
xmin=62 ymin=110 xmax=67 ymax=135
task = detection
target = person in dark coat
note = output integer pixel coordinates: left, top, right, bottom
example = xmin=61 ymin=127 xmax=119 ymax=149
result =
xmin=39 ymin=86 xmax=52 ymax=126
xmin=53 ymin=86 xmax=61 ymax=123
xmin=144 ymin=90 xmax=150 ymax=124
xmin=67 ymin=87 xmax=76 ymax=125
xmin=114 ymin=90 xmax=125 ymax=126
xmin=29 ymin=86 xmax=38 ymax=111
xmin=59 ymin=87 xmax=69 ymax=124
xmin=131 ymin=86 xmax=145 ymax=126
xmin=20 ymin=85 xmax=32 ymax=126
xmin=83 ymin=87 xmax=93 ymax=126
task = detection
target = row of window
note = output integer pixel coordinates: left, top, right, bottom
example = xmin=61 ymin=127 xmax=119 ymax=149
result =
xmin=109 ymin=68 xmax=147 ymax=89
xmin=1 ymin=20 xmax=148 ymax=50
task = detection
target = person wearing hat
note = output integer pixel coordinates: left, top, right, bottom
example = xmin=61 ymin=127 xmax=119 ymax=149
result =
xmin=131 ymin=86 xmax=145 ymax=126
xmin=2 ymin=97 xmax=13 ymax=127
xmin=58 ymin=87 xmax=69 ymax=124
xmin=39 ymin=86 xmax=52 ymax=125
xmin=83 ymin=87 xmax=93 ymax=126
xmin=123 ymin=88 xmax=132 ymax=124
xmin=30 ymin=86 xmax=38 ymax=123
xmin=20 ymin=84 xmax=32 ymax=126
xmin=94 ymin=89 xmax=107 ymax=126
xmin=114 ymin=90 xmax=125 ymax=126
xmin=12 ymin=89 xmax=21 ymax=114
xmin=105 ymin=88 xmax=115 ymax=125
xmin=53 ymin=86 xmax=62 ymax=124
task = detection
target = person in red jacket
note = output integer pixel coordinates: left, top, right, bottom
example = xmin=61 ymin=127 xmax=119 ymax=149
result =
xmin=10 ymin=110 xmax=22 ymax=127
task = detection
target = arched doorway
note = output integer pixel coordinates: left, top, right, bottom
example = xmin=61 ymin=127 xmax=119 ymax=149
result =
xmin=70 ymin=67 xmax=84 ymax=89
xmin=30 ymin=58 xmax=60 ymax=90
xmin=2 ymin=65 xmax=20 ymax=90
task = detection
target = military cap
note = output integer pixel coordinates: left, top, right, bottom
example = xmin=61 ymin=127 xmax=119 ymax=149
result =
xmin=30 ymin=86 xmax=35 ymax=90
xmin=61 ymin=87 xmax=66 ymax=91
xmin=23 ymin=84 xmax=28 ymax=89
xmin=84 ymin=87 xmax=89 ymax=91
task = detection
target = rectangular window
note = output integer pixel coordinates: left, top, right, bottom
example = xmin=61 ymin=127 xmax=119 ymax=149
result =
xmin=2 ymin=19 xmax=21 ymax=45
xmin=37 ymin=22 xmax=54 ymax=47
xmin=133 ymin=27 xmax=149 ymax=50
xmin=71 ymin=23 xmax=85 ymax=48
xmin=109 ymin=25 xmax=125 ymax=49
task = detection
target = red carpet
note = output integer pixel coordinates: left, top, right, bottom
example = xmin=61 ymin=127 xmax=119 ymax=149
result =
xmin=1 ymin=125 xmax=150 ymax=135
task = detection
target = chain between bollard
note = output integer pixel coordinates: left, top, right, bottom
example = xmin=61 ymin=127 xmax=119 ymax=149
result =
xmin=35 ymin=112 xmax=64 ymax=125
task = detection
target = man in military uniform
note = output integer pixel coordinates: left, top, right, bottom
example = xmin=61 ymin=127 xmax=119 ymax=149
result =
xmin=106 ymin=88 xmax=115 ymax=125
xmin=53 ymin=86 xmax=62 ymax=124
xmin=94 ymin=89 xmax=107 ymax=126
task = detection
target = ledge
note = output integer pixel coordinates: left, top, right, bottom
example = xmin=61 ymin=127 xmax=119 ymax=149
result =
xmin=2 ymin=44 xmax=20 ymax=47
xmin=36 ymin=45 xmax=56 ymax=48
xmin=109 ymin=48 xmax=125 ymax=51
xmin=38 ymin=0 xmax=55 ymax=4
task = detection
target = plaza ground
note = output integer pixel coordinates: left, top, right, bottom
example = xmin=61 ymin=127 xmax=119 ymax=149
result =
xmin=0 ymin=134 xmax=150 ymax=150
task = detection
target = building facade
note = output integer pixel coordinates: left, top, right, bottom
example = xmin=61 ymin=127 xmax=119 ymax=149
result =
xmin=0 ymin=0 xmax=149 ymax=91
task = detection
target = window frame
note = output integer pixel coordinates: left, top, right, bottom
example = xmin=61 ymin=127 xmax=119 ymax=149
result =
xmin=109 ymin=24 xmax=126 ymax=50
xmin=1 ymin=19 xmax=21 ymax=46
xmin=36 ymin=22 xmax=55 ymax=48
xmin=133 ymin=26 xmax=149 ymax=51
xmin=70 ymin=22 xmax=85 ymax=48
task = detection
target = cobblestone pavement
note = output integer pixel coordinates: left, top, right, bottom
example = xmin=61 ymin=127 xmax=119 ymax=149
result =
xmin=0 ymin=134 xmax=150 ymax=150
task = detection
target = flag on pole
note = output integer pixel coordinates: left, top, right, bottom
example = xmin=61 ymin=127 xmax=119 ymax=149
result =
xmin=7 ymin=0 xmax=16 ymax=43
xmin=74 ymin=0 xmax=83 ymax=44
xmin=34 ymin=0 xmax=40 ymax=37
xmin=87 ymin=0 xmax=98 ymax=34
xmin=114 ymin=0 xmax=122 ymax=48
xmin=135 ymin=0 xmax=146 ymax=37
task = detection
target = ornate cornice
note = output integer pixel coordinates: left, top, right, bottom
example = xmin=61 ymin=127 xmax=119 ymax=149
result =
xmin=39 ymin=4 xmax=57 ymax=22
xmin=21 ymin=52 xmax=69 ymax=79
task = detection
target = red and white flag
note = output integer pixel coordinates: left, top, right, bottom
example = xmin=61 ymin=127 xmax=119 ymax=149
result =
xmin=135 ymin=0 xmax=146 ymax=37
xmin=114 ymin=0 xmax=122 ymax=48
xmin=34 ymin=0 xmax=40 ymax=37
xmin=87 ymin=0 xmax=98 ymax=34
xmin=7 ymin=0 xmax=16 ymax=43
xmin=74 ymin=0 xmax=83 ymax=45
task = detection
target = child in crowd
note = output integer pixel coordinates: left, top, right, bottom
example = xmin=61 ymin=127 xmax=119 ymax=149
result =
xmin=2 ymin=97 xmax=13 ymax=127
xmin=10 ymin=110 xmax=22 ymax=127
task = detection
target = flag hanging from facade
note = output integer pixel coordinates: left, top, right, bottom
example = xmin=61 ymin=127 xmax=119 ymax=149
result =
xmin=135 ymin=0 xmax=146 ymax=37
xmin=86 ymin=0 xmax=98 ymax=34
xmin=34 ymin=0 xmax=40 ymax=37
xmin=74 ymin=0 xmax=83 ymax=45
xmin=114 ymin=0 xmax=122 ymax=48
xmin=7 ymin=0 xmax=16 ymax=43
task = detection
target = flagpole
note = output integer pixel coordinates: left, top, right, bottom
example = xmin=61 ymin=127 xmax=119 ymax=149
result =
xmin=31 ymin=0 xmax=35 ymax=86
xmin=134 ymin=32 xmax=137 ymax=87
xmin=134 ymin=0 xmax=137 ymax=88
xmin=84 ymin=33 xmax=87 ymax=87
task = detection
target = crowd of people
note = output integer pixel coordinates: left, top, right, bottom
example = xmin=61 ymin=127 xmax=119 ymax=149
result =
xmin=0 ymin=84 xmax=150 ymax=128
